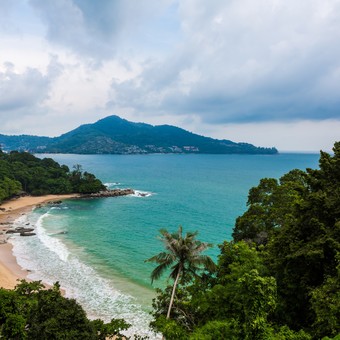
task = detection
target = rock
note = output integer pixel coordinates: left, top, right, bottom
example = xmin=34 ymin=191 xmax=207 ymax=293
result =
xmin=6 ymin=227 xmax=35 ymax=234
xmin=16 ymin=227 xmax=34 ymax=233
xmin=20 ymin=232 xmax=36 ymax=237
xmin=80 ymin=189 xmax=135 ymax=198
xmin=49 ymin=200 xmax=62 ymax=205
xmin=5 ymin=230 xmax=16 ymax=234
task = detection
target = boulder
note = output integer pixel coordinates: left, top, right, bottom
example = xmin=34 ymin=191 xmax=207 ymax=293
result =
xmin=20 ymin=232 xmax=36 ymax=237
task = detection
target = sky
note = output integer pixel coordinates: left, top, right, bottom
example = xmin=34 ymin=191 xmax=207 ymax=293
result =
xmin=1 ymin=0 xmax=340 ymax=152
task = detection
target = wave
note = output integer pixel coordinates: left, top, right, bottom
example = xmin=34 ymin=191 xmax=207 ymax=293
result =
xmin=36 ymin=212 xmax=70 ymax=262
xmin=130 ymin=190 xmax=154 ymax=198
xmin=104 ymin=182 xmax=121 ymax=188
xmin=50 ymin=230 xmax=68 ymax=235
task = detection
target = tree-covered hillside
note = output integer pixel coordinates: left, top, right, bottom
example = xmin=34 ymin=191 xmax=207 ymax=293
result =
xmin=0 ymin=115 xmax=278 ymax=155
xmin=148 ymin=142 xmax=340 ymax=339
xmin=0 ymin=149 xmax=105 ymax=202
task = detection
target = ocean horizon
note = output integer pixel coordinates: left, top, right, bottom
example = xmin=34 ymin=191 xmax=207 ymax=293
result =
xmin=9 ymin=153 xmax=320 ymax=338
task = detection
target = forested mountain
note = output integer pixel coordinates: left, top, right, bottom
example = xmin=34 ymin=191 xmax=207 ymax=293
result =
xmin=0 ymin=115 xmax=278 ymax=155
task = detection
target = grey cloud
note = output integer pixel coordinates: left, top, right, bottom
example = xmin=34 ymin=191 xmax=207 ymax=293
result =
xmin=0 ymin=57 xmax=63 ymax=116
xmin=109 ymin=0 xmax=340 ymax=123
xmin=0 ymin=67 xmax=47 ymax=111
xmin=29 ymin=0 xmax=175 ymax=60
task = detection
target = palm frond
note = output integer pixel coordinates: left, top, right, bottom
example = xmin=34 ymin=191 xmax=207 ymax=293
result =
xmin=146 ymin=226 xmax=214 ymax=283
xmin=150 ymin=262 xmax=171 ymax=283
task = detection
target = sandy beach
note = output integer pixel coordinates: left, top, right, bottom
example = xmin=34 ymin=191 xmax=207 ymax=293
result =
xmin=0 ymin=194 xmax=79 ymax=289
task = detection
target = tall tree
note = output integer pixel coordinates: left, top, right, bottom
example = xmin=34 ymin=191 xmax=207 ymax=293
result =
xmin=146 ymin=226 xmax=215 ymax=320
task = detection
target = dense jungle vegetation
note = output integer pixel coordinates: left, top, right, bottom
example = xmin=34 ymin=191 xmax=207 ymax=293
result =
xmin=0 ymin=280 xmax=133 ymax=339
xmin=0 ymin=149 xmax=105 ymax=202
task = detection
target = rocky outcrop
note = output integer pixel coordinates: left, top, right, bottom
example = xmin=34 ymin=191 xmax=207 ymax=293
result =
xmin=20 ymin=232 xmax=36 ymax=236
xmin=6 ymin=227 xmax=35 ymax=236
xmin=80 ymin=189 xmax=134 ymax=198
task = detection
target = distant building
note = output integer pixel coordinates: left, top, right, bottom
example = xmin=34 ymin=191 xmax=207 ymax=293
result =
xmin=183 ymin=146 xmax=199 ymax=152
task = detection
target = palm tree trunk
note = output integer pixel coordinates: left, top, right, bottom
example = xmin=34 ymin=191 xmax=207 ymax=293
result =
xmin=166 ymin=266 xmax=182 ymax=319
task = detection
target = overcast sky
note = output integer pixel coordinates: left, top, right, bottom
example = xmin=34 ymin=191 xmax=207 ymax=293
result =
xmin=1 ymin=0 xmax=339 ymax=151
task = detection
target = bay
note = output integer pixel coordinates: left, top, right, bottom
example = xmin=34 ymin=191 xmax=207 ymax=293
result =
xmin=10 ymin=153 xmax=319 ymax=338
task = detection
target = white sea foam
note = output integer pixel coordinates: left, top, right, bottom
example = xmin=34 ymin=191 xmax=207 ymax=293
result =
xmin=104 ymin=182 xmax=121 ymax=188
xmin=10 ymin=210 xmax=160 ymax=339
xmin=50 ymin=206 xmax=69 ymax=210
xmin=12 ymin=214 xmax=29 ymax=226
xmin=130 ymin=190 xmax=153 ymax=198
xmin=35 ymin=213 xmax=70 ymax=262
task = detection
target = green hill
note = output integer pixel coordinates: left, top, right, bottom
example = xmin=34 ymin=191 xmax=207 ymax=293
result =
xmin=0 ymin=115 xmax=278 ymax=155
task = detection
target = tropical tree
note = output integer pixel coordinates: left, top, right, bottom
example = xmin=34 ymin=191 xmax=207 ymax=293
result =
xmin=146 ymin=226 xmax=216 ymax=320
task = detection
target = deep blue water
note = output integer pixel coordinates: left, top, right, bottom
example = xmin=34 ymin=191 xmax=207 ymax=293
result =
xmin=10 ymin=153 xmax=319 ymax=337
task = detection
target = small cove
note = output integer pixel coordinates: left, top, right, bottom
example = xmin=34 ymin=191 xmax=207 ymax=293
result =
xmin=10 ymin=153 xmax=319 ymax=337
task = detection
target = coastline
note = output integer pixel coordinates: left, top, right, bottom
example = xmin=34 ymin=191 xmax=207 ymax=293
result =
xmin=0 ymin=194 xmax=79 ymax=289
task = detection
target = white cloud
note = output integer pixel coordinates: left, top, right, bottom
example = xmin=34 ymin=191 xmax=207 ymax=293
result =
xmin=0 ymin=58 xmax=59 ymax=112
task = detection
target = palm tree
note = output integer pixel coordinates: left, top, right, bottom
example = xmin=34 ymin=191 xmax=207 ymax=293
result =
xmin=146 ymin=226 xmax=216 ymax=319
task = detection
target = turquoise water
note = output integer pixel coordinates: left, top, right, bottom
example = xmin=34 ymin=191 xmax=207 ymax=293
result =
xmin=10 ymin=153 xmax=319 ymax=337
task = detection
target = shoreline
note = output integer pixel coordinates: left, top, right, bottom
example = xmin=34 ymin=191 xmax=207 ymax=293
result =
xmin=0 ymin=194 xmax=79 ymax=289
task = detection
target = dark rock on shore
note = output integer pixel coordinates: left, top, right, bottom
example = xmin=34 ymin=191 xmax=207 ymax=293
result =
xmin=20 ymin=232 xmax=36 ymax=236
xmin=80 ymin=189 xmax=134 ymax=198
xmin=6 ymin=227 xmax=35 ymax=234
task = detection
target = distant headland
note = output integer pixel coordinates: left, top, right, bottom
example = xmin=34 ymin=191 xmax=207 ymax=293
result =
xmin=0 ymin=115 xmax=278 ymax=155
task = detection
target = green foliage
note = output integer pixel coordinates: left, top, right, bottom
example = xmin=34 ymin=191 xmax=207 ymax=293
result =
xmin=231 ymin=142 xmax=340 ymax=334
xmin=268 ymin=326 xmax=312 ymax=340
xmin=310 ymin=253 xmax=340 ymax=338
xmin=0 ymin=280 xmax=132 ymax=339
xmin=150 ymin=315 xmax=188 ymax=340
xmin=238 ymin=269 xmax=277 ymax=339
xmin=217 ymin=240 xmax=268 ymax=281
xmin=91 ymin=318 xmax=131 ymax=340
xmin=150 ymin=240 xmax=280 ymax=339
xmin=233 ymin=170 xmax=308 ymax=244
xmin=146 ymin=226 xmax=216 ymax=284
xmin=322 ymin=335 xmax=340 ymax=340
xmin=146 ymin=226 xmax=216 ymax=321
xmin=70 ymin=165 xmax=106 ymax=193
xmin=0 ymin=176 xmax=22 ymax=202
xmin=0 ymin=151 xmax=105 ymax=201
xmin=189 ymin=320 xmax=241 ymax=340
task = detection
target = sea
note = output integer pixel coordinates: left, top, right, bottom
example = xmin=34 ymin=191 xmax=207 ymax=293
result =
xmin=9 ymin=153 xmax=319 ymax=338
